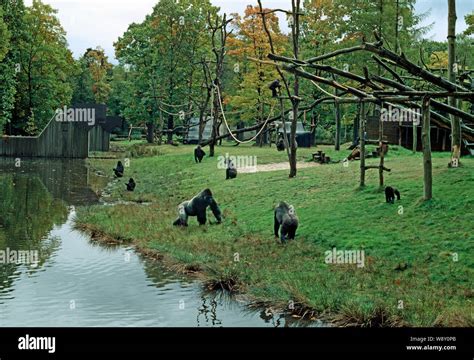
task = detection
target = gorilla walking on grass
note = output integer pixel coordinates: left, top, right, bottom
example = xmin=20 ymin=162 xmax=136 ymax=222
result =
xmin=274 ymin=202 xmax=299 ymax=243
xmin=173 ymin=189 xmax=222 ymax=226
xmin=194 ymin=146 xmax=206 ymax=163
xmin=385 ymin=186 xmax=401 ymax=204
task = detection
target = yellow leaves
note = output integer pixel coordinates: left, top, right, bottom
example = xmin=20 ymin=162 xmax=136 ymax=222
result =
xmin=429 ymin=51 xmax=448 ymax=69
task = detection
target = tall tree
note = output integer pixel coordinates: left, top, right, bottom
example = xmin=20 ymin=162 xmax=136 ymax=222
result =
xmin=0 ymin=0 xmax=26 ymax=134
xmin=228 ymin=5 xmax=285 ymax=146
xmin=13 ymin=0 xmax=75 ymax=135
xmin=447 ymin=0 xmax=461 ymax=165
xmin=114 ymin=0 xmax=217 ymax=143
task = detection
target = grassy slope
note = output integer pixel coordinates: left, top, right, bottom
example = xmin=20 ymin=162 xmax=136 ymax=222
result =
xmin=76 ymin=141 xmax=474 ymax=327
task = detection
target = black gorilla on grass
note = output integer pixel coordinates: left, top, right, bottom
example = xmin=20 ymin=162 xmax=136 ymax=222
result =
xmin=225 ymin=158 xmax=237 ymax=180
xmin=173 ymin=189 xmax=222 ymax=226
xmin=126 ymin=178 xmax=136 ymax=191
xmin=113 ymin=161 xmax=124 ymax=178
xmin=194 ymin=146 xmax=206 ymax=163
xmin=385 ymin=186 xmax=401 ymax=204
xmin=274 ymin=202 xmax=299 ymax=243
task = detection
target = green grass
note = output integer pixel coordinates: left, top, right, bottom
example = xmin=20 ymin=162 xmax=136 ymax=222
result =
xmin=76 ymin=141 xmax=474 ymax=327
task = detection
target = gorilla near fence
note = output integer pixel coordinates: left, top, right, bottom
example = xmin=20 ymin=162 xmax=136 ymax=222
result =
xmin=173 ymin=189 xmax=222 ymax=226
xmin=194 ymin=146 xmax=206 ymax=163
xmin=385 ymin=186 xmax=401 ymax=204
xmin=274 ymin=202 xmax=299 ymax=243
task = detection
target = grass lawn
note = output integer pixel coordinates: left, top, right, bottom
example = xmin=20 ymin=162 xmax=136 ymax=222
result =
xmin=75 ymin=140 xmax=474 ymax=327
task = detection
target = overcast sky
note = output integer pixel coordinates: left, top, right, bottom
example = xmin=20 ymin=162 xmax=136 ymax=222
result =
xmin=24 ymin=0 xmax=473 ymax=63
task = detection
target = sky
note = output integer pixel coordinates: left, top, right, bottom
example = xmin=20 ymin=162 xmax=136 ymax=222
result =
xmin=24 ymin=0 xmax=473 ymax=63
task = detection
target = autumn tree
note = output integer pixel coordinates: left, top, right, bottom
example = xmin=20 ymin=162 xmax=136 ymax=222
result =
xmin=72 ymin=47 xmax=112 ymax=105
xmin=228 ymin=5 xmax=285 ymax=146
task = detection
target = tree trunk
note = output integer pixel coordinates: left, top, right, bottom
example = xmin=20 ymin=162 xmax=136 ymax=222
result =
xmin=157 ymin=111 xmax=164 ymax=145
xmin=352 ymin=112 xmax=359 ymax=146
xmin=412 ymin=121 xmax=417 ymax=153
xmin=448 ymin=0 xmax=461 ymax=165
xmin=146 ymin=122 xmax=155 ymax=144
xmin=334 ymin=98 xmax=341 ymax=151
xmin=167 ymin=115 xmax=174 ymax=144
xmin=422 ymin=97 xmax=432 ymax=200
xmin=379 ymin=141 xmax=385 ymax=187
xmin=360 ymin=102 xmax=366 ymax=187
xmin=289 ymin=103 xmax=298 ymax=178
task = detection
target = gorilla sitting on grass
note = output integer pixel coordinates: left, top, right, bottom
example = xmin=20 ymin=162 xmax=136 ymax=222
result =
xmin=173 ymin=189 xmax=222 ymax=226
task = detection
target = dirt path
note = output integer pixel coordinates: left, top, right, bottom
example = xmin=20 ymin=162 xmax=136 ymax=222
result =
xmin=239 ymin=161 xmax=320 ymax=173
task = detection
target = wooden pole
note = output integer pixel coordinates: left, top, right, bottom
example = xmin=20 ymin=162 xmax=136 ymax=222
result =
xmin=412 ymin=121 xmax=417 ymax=153
xmin=379 ymin=141 xmax=385 ymax=187
xmin=422 ymin=96 xmax=432 ymax=200
xmin=360 ymin=101 xmax=366 ymax=187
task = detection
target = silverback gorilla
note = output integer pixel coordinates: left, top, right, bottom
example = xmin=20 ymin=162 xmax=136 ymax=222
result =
xmin=274 ymin=202 xmax=299 ymax=243
xmin=173 ymin=189 xmax=222 ymax=226
xmin=385 ymin=186 xmax=401 ymax=204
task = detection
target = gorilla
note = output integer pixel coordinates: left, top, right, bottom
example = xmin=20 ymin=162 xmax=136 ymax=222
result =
xmin=225 ymin=158 xmax=237 ymax=180
xmin=276 ymin=137 xmax=285 ymax=151
xmin=113 ymin=161 xmax=124 ymax=178
xmin=126 ymin=178 xmax=136 ymax=192
xmin=194 ymin=146 xmax=206 ymax=163
xmin=173 ymin=189 xmax=222 ymax=226
xmin=269 ymin=79 xmax=282 ymax=98
xmin=274 ymin=202 xmax=299 ymax=243
xmin=385 ymin=186 xmax=401 ymax=204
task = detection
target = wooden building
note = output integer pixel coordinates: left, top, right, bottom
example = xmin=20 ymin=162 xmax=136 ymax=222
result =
xmin=366 ymin=110 xmax=474 ymax=153
xmin=0 ymin=104 xmax=119 ymax=159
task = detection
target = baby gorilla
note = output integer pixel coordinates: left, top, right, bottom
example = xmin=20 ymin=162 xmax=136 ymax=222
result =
xmin=126 ymin=178 xmax=136 ymax=191
xmin=225 ymin=158 xmax=237 ymax=180
xmin=274 ymin=202 xmax=299 ymax=243
xmin=173 ymin=189 xmax=222 ymax=226
xmin=194 ymin=146 xmax=206 ymax=163
xmin=385 ymin=186 xmax=401 ymax=204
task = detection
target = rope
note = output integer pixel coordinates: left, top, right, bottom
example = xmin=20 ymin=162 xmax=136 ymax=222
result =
xmin=158 ymin=106 xmax=195 ymax=117
xmin=159 ymin=100 xmax=190 ymax=108
xmin=214 ymin=84 xmax=276 ymax=144
xmin=311 ymin=80 xmax=345 ymax=101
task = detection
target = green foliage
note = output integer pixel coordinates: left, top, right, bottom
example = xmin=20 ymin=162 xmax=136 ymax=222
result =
xmin=0 ymin=0 xmax=75 ymax=135
xmin=0 ymin=6 xmax=10 ymax=62
xmin=465 ymin=12 xmax=474 ymax=36
xmin=112 ymin=0 xmax=218 ymax=129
